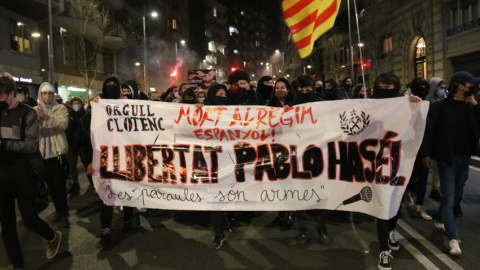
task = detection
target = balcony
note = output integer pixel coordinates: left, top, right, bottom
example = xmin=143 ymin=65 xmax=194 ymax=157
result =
xmin=447 ymin=19 xmax=480 ymax=37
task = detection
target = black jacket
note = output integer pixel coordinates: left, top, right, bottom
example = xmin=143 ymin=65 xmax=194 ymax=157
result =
xmin=423 ymin=98 xmax=480 ymax=162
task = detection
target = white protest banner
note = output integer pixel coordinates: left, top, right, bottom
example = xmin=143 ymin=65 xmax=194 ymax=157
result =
xmin=91 ymin=97 xmax=428 ymax=219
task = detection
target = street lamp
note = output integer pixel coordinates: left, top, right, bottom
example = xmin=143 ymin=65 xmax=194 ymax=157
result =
xmin=274 ymin=49 xmax=285 ymax=77
xmin=143 ymin=10 xmax=158 ymax=93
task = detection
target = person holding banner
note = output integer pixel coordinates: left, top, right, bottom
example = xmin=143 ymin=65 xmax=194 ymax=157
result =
xmin=370 ymin=73 xmax=422 ymax=270
xmin=422 ymin=71 xmax=480 ymax=257
xmin=284 ymin=75 xmax=330 ymax=245
xmin=202 ymin=83 xmax=238 ymax=249
xmin=226 ymin=70 xmax=263 ymax=106
xmin=265 ymin=78 xmax=296 ymax=230
xmin=89 ymin=77 xmax=138 ymax=248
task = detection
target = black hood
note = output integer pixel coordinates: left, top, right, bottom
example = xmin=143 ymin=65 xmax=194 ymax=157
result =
xmin=410 ymin=77 xmax=430 ymax=100
xmin=101 ymin=75 xmax=120 ymax=99
xmin=121 ymin=80 xmax=148 ymax=100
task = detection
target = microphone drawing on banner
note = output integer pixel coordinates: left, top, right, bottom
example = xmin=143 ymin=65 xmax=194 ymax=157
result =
xmin=335 ymin=186 xmax=373 ymax=210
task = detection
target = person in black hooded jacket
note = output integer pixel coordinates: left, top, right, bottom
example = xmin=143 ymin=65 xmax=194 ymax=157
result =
xmin=322 ymin=78 xmax=349 ymax=100
xmin=256 ymin=76 xmax=274 ymax=104
xmin=421 ymin=71 xmax=480 ymax=257
xmin=87 ymin=76 xmax=137 ymax=248
xmin=289 ymin=75 xmax=323 ymax=106
xmin=285 ymin=75 xmax=329 ymax=246
xmin=100 ymin=75 xmax=120 ymax=99
xmin=370 ymin=72 xmax=422 ymax=270
xmin=402 ymin=77 xmax=432 ymax=219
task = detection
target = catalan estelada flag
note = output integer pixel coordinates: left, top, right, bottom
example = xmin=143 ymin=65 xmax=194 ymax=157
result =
xmin=283 ymin=0 xmax=341 ymax=58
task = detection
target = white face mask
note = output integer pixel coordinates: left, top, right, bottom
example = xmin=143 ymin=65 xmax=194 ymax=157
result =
xmin=198 ymin=97 xmax=205 ymax=102
xmin=174 ymin=92 xmax=180 ymax=98
xmin=42 ymin=94 xmax=54 ymax=105
xmin=73 ymin=104 xmax=82 ymax=112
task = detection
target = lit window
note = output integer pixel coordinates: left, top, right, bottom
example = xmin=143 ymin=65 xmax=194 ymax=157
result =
xmin=241 ymin=11 xmax=245 ymax=16
xmin=255 ymin=41 xmax=260 ymax=47
xmin=208 ymin=41 xmax=216 ymax=52
xmin=213 ymin=7 xmax=217 ymax=17
xmin=172 ymin=19 xmax=178 ymax=30
xmin=229 ymin=26 xmax=238 ymax=36
xmin=383 ymin=36 xmax=392 ymax=54
xmin=11 ymin=20 xmax=33 ymax=55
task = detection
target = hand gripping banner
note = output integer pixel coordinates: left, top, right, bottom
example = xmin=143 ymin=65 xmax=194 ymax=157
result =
xmin=91 ymin=97 xmax=428 ymax=219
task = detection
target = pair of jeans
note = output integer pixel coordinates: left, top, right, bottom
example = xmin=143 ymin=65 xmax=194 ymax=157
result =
xmin=438 ymin=154 xmax=470 ymax=240
xmin=0 ymin=164 xmax=56 ymax=268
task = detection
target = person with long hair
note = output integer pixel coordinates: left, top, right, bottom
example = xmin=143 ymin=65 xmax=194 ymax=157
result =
xmin=266 ymin=78 xmax=295 ymax=107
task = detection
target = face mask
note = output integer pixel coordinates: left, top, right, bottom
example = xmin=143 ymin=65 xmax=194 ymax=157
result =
xmin=174 ymin=92 xmax=180 ymax=98
xmin=358 ymin=94 xmax=366 ymax=98
xmin=414 ymin=87 xmax=428 ymax=100
xmin=214 ymin=96 xmax=227 ymax=105
xmin=345 ymin=83 xmax=353 ymax=89
xmin=296 ymin=92 xmax=312 ymax=104
xmin=371 ymin=88 xmax=398 ymax=99
xmin=16 ymin=93 xmax=25 ymax=102
xmin=73 ymin=104 xmax=82 ymax=112
xmin=124 ymin=94 xmax=133 ymax=99
xmin=198 ymin=97 xmax=205 ymax=102
xmin=315 ymin=87 xmax=323 ymax=93
xmin=43 ymin=95 xmax=54 ymax=105
xmin=465 ymin=85 xmax=476 ymax=96
xmin=324 ymin=89 xmax=337 ymax=100
xmin=435 ymin=89 xmax=446 ymax=99
xmin=183 ymin=97 xmax=195 ymax=104
xmin=104 ymin=85 xmax=118 ymax=99
xmin=0 ymin=101 xmax=8 ymax=112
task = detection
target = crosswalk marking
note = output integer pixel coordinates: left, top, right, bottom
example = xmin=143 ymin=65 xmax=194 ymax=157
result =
xmin=398 ymin=219 xmax=464 ymax=270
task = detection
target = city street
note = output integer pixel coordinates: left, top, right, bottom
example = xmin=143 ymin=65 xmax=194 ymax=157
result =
xmin=1 ymin=162 xmax=479 ymax=270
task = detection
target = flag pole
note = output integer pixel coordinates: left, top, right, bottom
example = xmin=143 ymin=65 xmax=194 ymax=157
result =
xmin=347 ymin=0 xmax=354 ymax=82
xmin=353 ymin=0 xmax=365 ymax=86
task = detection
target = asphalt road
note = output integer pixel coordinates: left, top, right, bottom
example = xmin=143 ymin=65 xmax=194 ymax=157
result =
xmin=1 ymin=164 xmax=479 ymax=270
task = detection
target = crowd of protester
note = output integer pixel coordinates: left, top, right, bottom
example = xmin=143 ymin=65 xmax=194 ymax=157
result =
xmin=1 ymin=68 xmax=479 ymax=270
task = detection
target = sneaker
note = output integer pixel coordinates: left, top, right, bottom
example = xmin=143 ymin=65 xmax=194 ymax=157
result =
xmin=454 ymin=203 xmax=463 ymax=218
xmin=46 ymin=231 xmax=62 ymax=259
xmin=388 ymin=230 xmax=400 ymax=251
xmin=378 ymin=250 xmax=393 ymax=270
xmin=434 ymin=221 xmax=445 ymax=232
xmin=415 ymin=205 xmax=432 ymax=220
xmin=403 ymin=192 xmax=414 ymax=207
xmin=211 ymin=233 xmax=225 ymax=249
xmin=449 ymin=239 xmax=462 ymax=256
xmin=296 ymin=228 xmax=311 ymax=244
xmin=429 ymin=189 xmax=442 ymax=201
